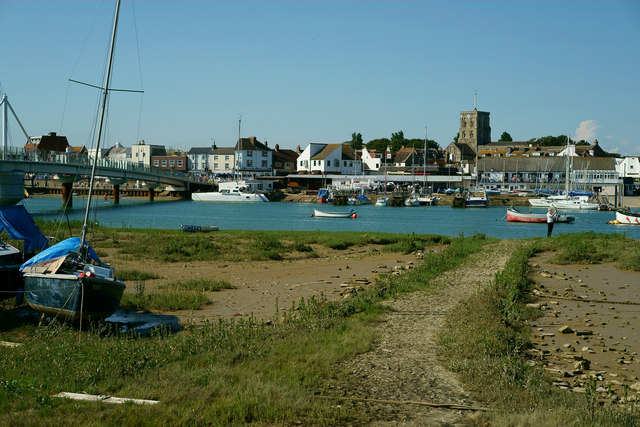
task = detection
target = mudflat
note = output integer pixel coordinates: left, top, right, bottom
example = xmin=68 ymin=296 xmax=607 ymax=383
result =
xmin=527 ymin=252 xmax=640 ymax=396
xmin=116 ymin=244 xmax=422 ymax=324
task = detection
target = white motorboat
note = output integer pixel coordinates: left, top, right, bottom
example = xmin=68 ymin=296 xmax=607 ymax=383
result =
xmin=404 ymin=195 xmax=420 ymax=207
xmin=192 ymin=183 xmax=269 ymax=202
xmin=375 ymin=196 xmax=390 ymax=206
xmin=615 ymin=208 xmax=640 ymax=224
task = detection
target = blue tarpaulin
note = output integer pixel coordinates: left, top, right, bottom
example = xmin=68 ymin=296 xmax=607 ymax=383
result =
xmin=19 ymin=237 xmax=102 ymax=271
xmin=0 ymin=205 xmax=49 ymax=252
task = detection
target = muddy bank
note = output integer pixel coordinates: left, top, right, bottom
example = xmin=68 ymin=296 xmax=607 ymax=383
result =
xmin=527 ymin=253 xmax=640 ymax=402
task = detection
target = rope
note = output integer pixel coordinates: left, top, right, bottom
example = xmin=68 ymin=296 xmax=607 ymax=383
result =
xmin=27 ymin=282 xmax=81 ymax=345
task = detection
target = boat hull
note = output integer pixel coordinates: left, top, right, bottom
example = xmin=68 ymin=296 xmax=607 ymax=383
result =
xmin=375 ymin=196 xmax=389 ymax=206
xmin=191 ymin=192 xmax=268 ymax=202
xmin=23 ymin=274 xmax=125 ymax=321
xmin=313 ymin=209 xmax=355 ymax=218
xmin=0 ymin=243 xmax=22 ymax=302
xmin=615 ymin=209 xmax=640 ymax=224
xmin=507 ymin=208 xmax=575 ymax=223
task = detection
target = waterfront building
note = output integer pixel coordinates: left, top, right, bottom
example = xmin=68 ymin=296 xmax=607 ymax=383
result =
xmin=271 ymin=144 xmax=298 ymax=176
xmin=296 ymin=143 xmax=359 ymax=175
xmin=151 ymin=154 xmax=187 ymax=172
xmin=131 ymin=140 xmax=165 ymax=167
xmin=234 ymin=137 xmax=272 ymax=178
xmin=210 ymin=146 xmax=235 ymax=175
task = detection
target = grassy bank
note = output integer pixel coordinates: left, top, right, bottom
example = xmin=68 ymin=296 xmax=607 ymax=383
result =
xmin=439 ymin=232 xmax=640 ymax=425
xmin=0 ymin=229 xmax=488 ymax=425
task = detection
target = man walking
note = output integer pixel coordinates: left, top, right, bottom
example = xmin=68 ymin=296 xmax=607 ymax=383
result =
xmin=547 ymin=207 xmax=558 ymax=237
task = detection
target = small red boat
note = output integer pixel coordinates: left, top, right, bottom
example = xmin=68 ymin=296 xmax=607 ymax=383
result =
xmin=506 ymin=207 xmax=575 ymax=223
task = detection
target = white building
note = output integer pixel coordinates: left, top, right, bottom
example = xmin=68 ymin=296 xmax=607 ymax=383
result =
xmin=234 ymin=137 xmax=272 ymax=177
xmin=131 ymin=141 xmax=166 ymax=167
xmin=297 ymin=143 xmax=359 ymax=174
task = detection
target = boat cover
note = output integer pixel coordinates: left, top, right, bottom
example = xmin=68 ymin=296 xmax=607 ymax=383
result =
xmin=19 ymin=237 xmax=102 ymax=271
xmin=0 ymin=205 xmax=49 ymax=252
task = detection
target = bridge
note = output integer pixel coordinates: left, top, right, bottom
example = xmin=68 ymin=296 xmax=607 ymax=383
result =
xmin=0 ymin=147 xmax=214 ymax=206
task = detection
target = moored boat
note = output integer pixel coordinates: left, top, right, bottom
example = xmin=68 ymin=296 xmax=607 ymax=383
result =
xmin=375 ymin=196 xmax=389 ymax=206
xmin=506 ymin=207 xmax=575 ymax=223
xmin=313 ymin=208 xmax=357 ymax=218
xmin=404 ymin=195 xmax=420 ymax=207
xmin=21 ymin=238 xmax=126 ymax=321
xmin=192 ymin=183 xmax=269 ymax=202
xmin=21 ymin=0 xmax=127 ymax=322
xmin=614 ymin=208 xmax=640 ymax=224
xmin=180 ymin=224 xmax=219 ymax=232
xmin=0 ymin=205 xmax=49 ymax=302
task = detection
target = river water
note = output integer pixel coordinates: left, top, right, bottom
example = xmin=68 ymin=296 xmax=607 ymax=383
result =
xmin=17 ymin=196 xmax=639 ymax=240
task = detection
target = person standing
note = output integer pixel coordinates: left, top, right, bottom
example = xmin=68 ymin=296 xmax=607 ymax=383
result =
xmin=547 ymin=207 xmax=558 ymax=237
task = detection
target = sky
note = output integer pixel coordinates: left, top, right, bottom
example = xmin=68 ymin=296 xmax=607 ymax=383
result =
xmin=1 ymin=0 xmax=639 ymax=155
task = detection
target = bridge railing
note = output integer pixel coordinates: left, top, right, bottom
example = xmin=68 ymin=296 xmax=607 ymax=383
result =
xmin=0 ymin=147 xmax=207 ymax=183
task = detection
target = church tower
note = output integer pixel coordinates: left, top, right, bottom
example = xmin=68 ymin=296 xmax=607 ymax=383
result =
xmin=458 ymin=91 xmax=491 ymax=152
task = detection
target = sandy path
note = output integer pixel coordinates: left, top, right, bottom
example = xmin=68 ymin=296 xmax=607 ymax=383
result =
xmin=333 ymin=240 xmax=520 ymax=426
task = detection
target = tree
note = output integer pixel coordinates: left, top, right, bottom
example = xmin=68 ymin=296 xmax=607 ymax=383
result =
xmin=390 ymin=130 xmax=405 ymax=152
xmin=453 ymin=132 xmax=459 ymax=143
xmin=499 ymin=131 xmax=513 ymax=142
xmin=365 ymin=138 xmax=390 ymax=152
xmin=349 ymin=132 xmax=363 ymax=150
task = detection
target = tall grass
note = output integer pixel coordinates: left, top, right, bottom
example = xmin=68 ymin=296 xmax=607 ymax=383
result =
xmin=439 ymin=237 xmax=640 ymax=425
xmin=0 ymin=233 xmax=488 ymax=425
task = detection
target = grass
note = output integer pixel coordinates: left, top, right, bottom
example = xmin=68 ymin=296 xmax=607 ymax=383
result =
xmin=159 ymin=279 xmax=235 ymax=292
xmin=0 ymin=232 xmax=488 ymax=425
xmin=438 ymin=234 xmax=640 ymax=425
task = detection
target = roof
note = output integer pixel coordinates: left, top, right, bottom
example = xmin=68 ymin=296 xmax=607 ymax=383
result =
xmin=189 ymin=147 xmax=212 ymax=155
xmin=312 ymin=143 xmax=341 ymax=160
xmin=211 ymin=147 xmax=235 ymax=155
xmin=236 ymin=136 xmax=269 ymax=151
xmin=478 ymin=156 xmax=616 ymax=173
xmin=341 ymin=144 xmax=356 ymax=161
xmin=393 ymin=147 xmax=418 ymax=164
xmin=272 ymin=148 xmax=298 ymax=163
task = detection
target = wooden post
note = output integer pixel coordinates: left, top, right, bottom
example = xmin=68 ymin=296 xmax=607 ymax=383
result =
xmin=61 ymin=181 xmax=73 ymax=208
xmin=149 ymin=187 xmax=155 ymax=201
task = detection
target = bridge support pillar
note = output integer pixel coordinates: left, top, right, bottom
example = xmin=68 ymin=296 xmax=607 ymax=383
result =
xmin=113 ymin=184 xmax=120 ymax=204
xmin=144 ymin=182 xmax=161 ymax=202
xmin=61 ymin=182 xmax=73 ymax=208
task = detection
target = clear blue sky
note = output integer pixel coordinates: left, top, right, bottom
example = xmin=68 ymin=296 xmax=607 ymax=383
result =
xmin=2 ymin=0 xmax=639 ymax=155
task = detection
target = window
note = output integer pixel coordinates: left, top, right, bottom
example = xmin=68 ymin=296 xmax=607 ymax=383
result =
xmin=177 ymin=160 xmax=183 ymax=167
xmin=161 ymin=160 xmax=167 ymax=167
xmin=169 ymin=160 xmax=175 ymax=167
xmin=262 ymin=151 xmax=267 ymax=157
xmin=153 ymin=160 xmax=159 ymax=167
xmin=225 ymin=163 xmax=229 ymax=169
xmin=334 ymin=159 xmax=339 ymax=167
xmin=313 ymin=160 xmax=317 ymax=166
xmin=214 ymin=155 xmax=218 ymax=160
xmin=214 ymin=163 xmax=219 ymax=169
xmin=349 ymin=161 xmax=353 ymax=167
xmin=343 ymin=161 xmax=347 ymax=167
xmin=247 ymin=151 xmax=253 ymax=157
xmin=225 ymin=155 xmax=229 ymax=160
xmin=262 ymin=160 xmax=267 ymax=167
xmin=247 ymin=160 xmax=253 ymax=167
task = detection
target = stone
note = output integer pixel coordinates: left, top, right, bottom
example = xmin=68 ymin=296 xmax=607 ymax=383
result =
xmin=559 ymin=325 xmax=574 ymax=334
xmin=630 ymin=382 xmax=640 ymax=392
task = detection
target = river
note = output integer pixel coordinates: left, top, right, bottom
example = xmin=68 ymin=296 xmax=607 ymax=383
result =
xmin=18 ymin=196 xmax=640 ymax=240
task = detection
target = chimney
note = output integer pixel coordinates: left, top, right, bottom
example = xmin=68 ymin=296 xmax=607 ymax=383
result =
xmin=296 ymin=145 xmax=301 ymax=154
xmin=264 ymin=141 xmax=268 ymax=148
xmin=275 ymin=144 xmax=280 ymax=151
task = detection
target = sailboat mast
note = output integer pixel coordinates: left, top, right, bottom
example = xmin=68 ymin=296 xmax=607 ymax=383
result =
xmin=423 ymin=126 xmax=427 ymax=191
xmin=1 ymin=94 xmax=6 ymax=160
xmin=565 ymin=134 xmax=570 ymax=197
xmin=80 ymin=0 xmax=121 ymax=256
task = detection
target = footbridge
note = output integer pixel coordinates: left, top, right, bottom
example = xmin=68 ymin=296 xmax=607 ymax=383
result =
xmin=0 ymin=148 xmax=214 ymax=206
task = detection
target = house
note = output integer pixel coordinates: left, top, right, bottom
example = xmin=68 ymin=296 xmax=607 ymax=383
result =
xmin=131 ymin=140 xmax=166 ymax=167
xmin=187 ymin=146 xmax=214 ymax=175
xmin=271 ymin=144 xmax=298 ymax=176
xmin=151 ymin=154 xmax=187 ymax=172
xmin=234 ymin=136 xmax=272 ymax=177
xmin=360 ymin=147 xmax=382 ymax=171
xmin=296 ymin=143 xmax=359 ymax=175
xmin=210 ymin=146 xmax=235 ymax=175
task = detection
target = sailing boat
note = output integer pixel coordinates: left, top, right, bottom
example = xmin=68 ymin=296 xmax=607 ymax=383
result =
xmin=528 ymin=136 xmax=598 ymax=210
xmin=20 ymin=0 xmax=126 ymax=322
